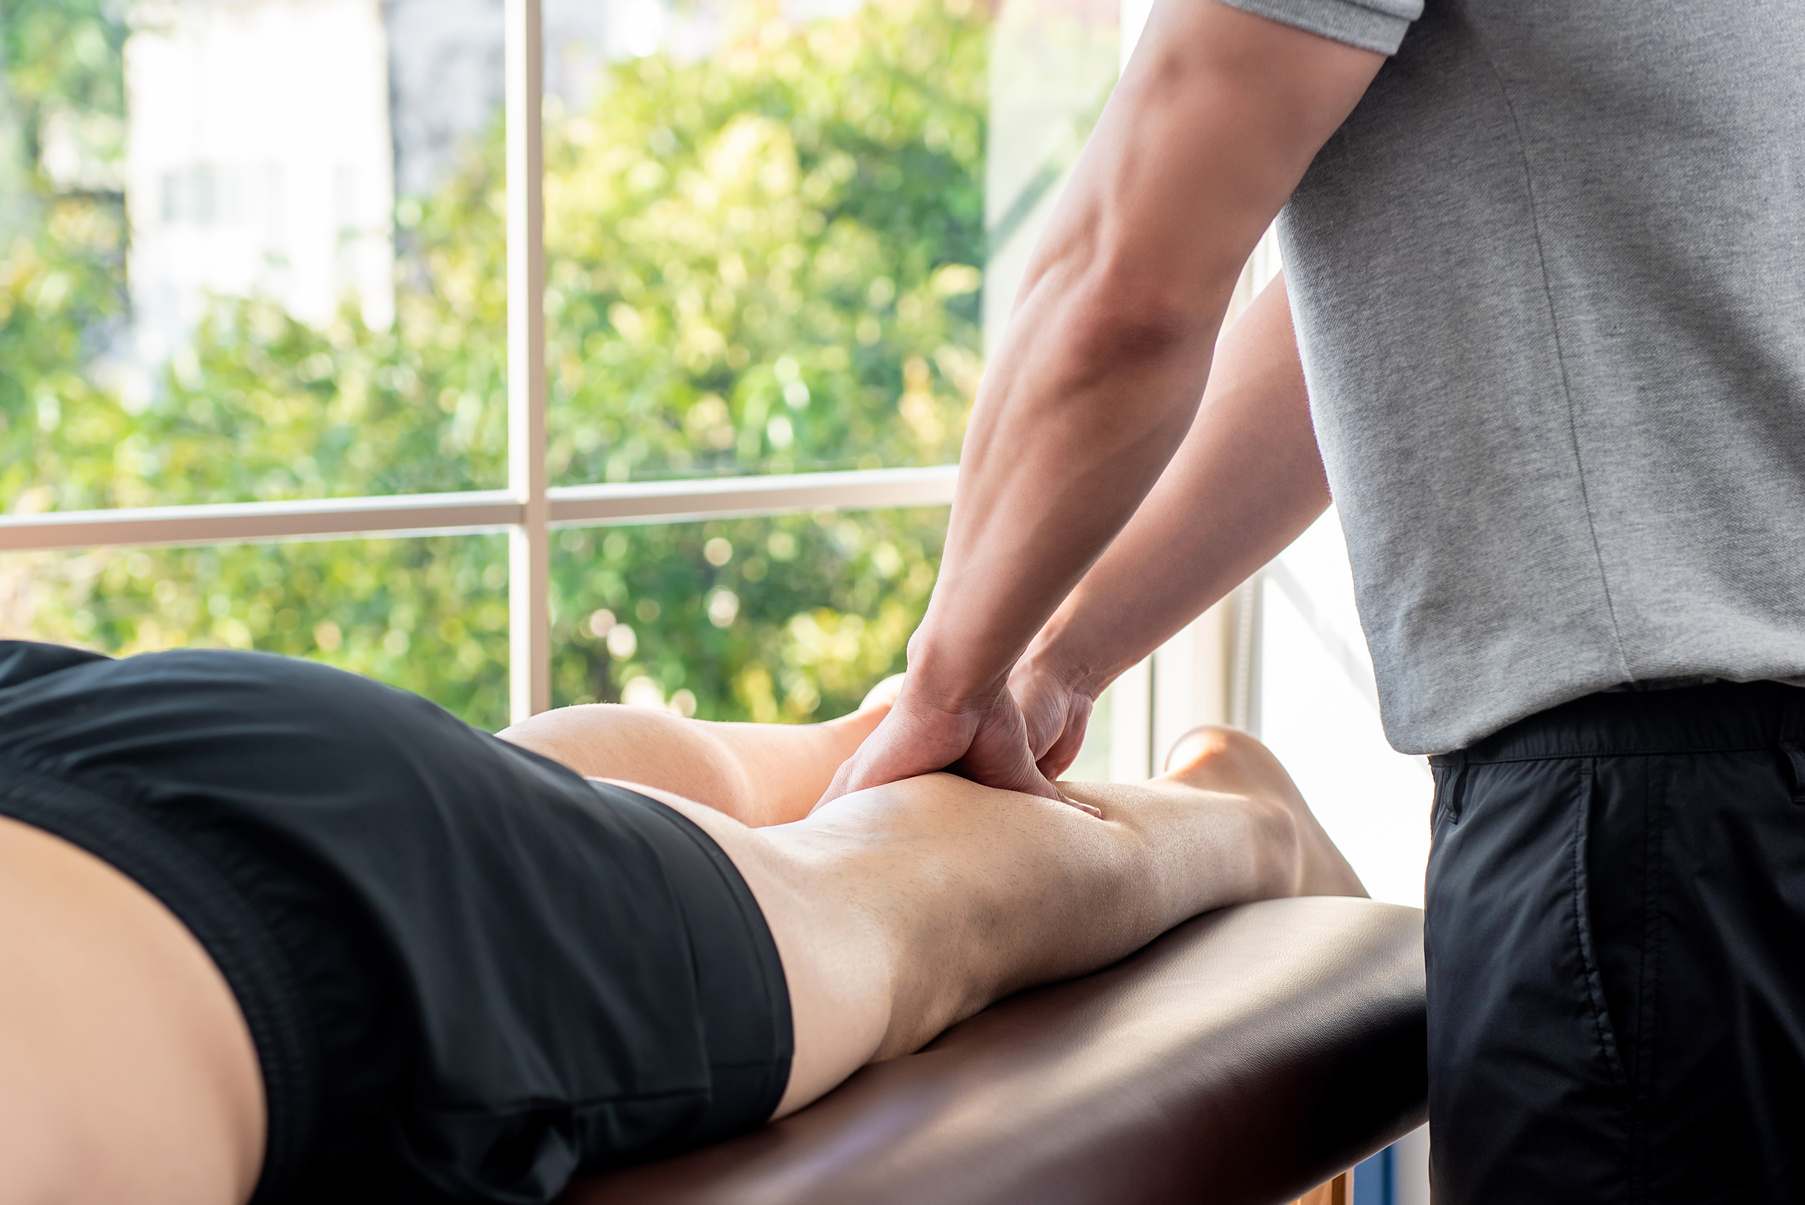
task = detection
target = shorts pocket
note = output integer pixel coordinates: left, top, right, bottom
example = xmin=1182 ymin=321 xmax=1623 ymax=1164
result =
xmin=1570 ymin=759 xmax=1630 ymax=1100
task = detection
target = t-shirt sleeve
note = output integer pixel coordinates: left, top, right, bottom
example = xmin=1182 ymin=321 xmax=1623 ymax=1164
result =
xmin=1215 ymin=0 xmax=1424 ymax=55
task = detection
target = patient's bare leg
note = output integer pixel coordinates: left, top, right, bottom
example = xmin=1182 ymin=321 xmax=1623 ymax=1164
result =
xmin=498 ymin=681 xmax=895 ymax=828
xmin=502 ymin=706 xmax=1362 ymax=1120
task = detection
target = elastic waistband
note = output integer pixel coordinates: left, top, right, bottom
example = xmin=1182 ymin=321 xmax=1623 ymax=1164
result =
xmin=1433 ymin=680 xmax=1805 ymax=766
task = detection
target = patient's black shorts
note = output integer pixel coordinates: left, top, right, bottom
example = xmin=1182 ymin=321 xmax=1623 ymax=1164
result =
xmin=0 ymin=641 xmax=792 ymax=1204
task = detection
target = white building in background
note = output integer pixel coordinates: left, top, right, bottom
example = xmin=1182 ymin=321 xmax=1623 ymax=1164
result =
xmin=125 ymin=0 xmax=397 ymax=369
xmin=122 ymin=0 xmax=674 ymax=371
xmin=383 ymin=0 xmax=509 ymax=201
xmin=384 ymin=0 xmax=733 ymax=203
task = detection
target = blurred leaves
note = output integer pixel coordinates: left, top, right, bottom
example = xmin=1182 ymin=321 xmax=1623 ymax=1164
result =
xmin=0 ymin=537 xmax=513 ymax=722
xmin=3 ymin=0 xmax=984 ymax=729
xmin=543 ymin=0 xmax=986 ymax=484
xmin=551 ymin=507 xmax=944 ymax=722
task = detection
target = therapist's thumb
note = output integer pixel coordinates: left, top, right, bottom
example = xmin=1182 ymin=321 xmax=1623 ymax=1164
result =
xmin=949 ymin=702 xmax=1073 ymax=805
xmin=812 ymin=710 xmax=952 ymax=811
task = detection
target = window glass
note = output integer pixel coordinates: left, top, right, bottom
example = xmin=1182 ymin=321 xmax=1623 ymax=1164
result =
xmin=3 ymin=0 xmax=506 ymax=514
xmin=983 ymin=0 xmax=1120 ymax=351
xmin=4 ymin=0 xmax=1130 ymax=740
xmin=0 ymin=534 xmax=510 ymax=727
xmin=1063 ymin=685 xmax=1113 ymax=781
xmin=552 ymin=506 xmax=945 ymax=721
xmin=1257 ymin=511 xmax=1432 ymax=907
xmin=544 ymin=0 xmax=1006 ymax=484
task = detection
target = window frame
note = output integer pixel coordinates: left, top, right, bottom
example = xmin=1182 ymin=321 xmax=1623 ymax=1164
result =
xmin=1 ymin=0 xmax=1276 ymax=755
xmin=0 ymin=0 xmax=959 ymax=724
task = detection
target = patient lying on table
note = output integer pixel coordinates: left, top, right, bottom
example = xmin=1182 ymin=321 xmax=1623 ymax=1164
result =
xmin=0 ymin=639 xmax=1362 ymax=1205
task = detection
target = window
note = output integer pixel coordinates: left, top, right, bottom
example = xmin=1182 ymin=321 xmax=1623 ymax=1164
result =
xmin=0 ymin=0 xmax=1428 ymax=922
xmin=551 ymin=507 xmax=946 ymax=719
xmin=1 ymin=0 xmax=984 ymax=726
xmin=541 ymin=0 xmax=992 ymax=485
xmin=1257 ymin=509 xmax=1433 ymax=907
xmin=1 ymin=535 xmax=511 ymax=721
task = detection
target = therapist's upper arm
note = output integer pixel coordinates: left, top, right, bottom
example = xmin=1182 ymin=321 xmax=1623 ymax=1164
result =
xmin=1022 ymin=0 xmax=1401 ymax=328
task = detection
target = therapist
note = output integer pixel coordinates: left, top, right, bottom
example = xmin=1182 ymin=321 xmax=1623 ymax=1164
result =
xmin=821 ymin=0 xmax=1805 ymax=1200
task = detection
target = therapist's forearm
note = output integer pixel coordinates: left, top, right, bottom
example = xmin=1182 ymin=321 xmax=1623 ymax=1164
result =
xmin=908 ymin=260 xmax=1240 ymax=704
xmin=905 ymin=0 xmax=1381 ymax=708
xmin=1020 ymin=273 xmax=1328 ymax=700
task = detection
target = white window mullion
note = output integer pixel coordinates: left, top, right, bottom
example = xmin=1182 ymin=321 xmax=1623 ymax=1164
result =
xmin=506 ymin=0 xmax=550 ymax=724
xmin=0 ymin=491 xmax=522 ymax=551
xmin=545 ymin=464 xmax=958 ymax=528
xmin=0 ymin=468 xmax=961 ymax=553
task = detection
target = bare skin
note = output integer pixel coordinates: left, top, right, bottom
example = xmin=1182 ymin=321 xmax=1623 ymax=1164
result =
xmin=499 ymin=690 xmax=1362 ymax=1114
xmin=1013 ymin=274 xmax=1331 ymax=779
xmin=492 ymin=684 xmax=908 ymax=829
xmin=0 ymin=816 xmax=265 ymax=1205
xmin=0 ymin=689 xmax=1358 ymax=1204
xmin=823 ymin=2 xmax=1385 ymax=803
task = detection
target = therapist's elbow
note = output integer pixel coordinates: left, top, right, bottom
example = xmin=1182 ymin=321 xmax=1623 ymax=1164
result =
xmin=1001 ymin=208 xmax=1238 ymax=398
xmin=1068 ymin=295 xmax=1192 ymax=367
xmin=1041 ymin=272 xmax=1215 ymax=386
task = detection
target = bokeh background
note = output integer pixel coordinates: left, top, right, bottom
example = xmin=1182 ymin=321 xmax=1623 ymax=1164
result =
xmin=0 ymin=0 xmax=1027 ymax=728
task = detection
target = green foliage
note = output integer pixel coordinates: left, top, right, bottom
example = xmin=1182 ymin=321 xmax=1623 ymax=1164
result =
xmin=553 ymin=508 xmax=945 ymax=722
xmin=0 ymin=0 xmax=126 ymax=129
xmin=4 ymin=0 xmax=984 ymax=729
xmin=0 ymin=199 xmax=126 ymax=507
xmin=0 ymin=0 xmax=130 ymax=511
xmin=542 ymin=0 xmax=985 ymax=484
xmin=1 ymin=536 xmax=512 ymax=722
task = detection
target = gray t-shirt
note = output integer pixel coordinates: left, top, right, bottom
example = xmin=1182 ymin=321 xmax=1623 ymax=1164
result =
xmin=1220 ymin=0 xmax=1805 ymax=754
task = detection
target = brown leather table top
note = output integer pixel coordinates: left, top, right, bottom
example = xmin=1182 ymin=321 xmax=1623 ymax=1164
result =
xmin=566 ymin=896 xmax=1427 ymax=1205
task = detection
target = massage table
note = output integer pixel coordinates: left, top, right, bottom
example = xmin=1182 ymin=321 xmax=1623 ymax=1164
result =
xmin=565 ymin=896 xmax=1426 ymax=1204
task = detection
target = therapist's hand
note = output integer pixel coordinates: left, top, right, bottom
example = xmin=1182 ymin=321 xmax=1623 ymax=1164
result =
xmin=1009 ymin=655 xmax=1096 ymax=783
xmin=818 ymin=6 xmax=1379 ymax=812
xmin=814 ymin=677 xmax=1075 ymax=810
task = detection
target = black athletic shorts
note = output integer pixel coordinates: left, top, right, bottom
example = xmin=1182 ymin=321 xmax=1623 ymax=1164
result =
xmin=1425 ymin=680 xmax=1805 ymax=1203
xmin=0 ymin=641 xmax=792 ymax=1204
